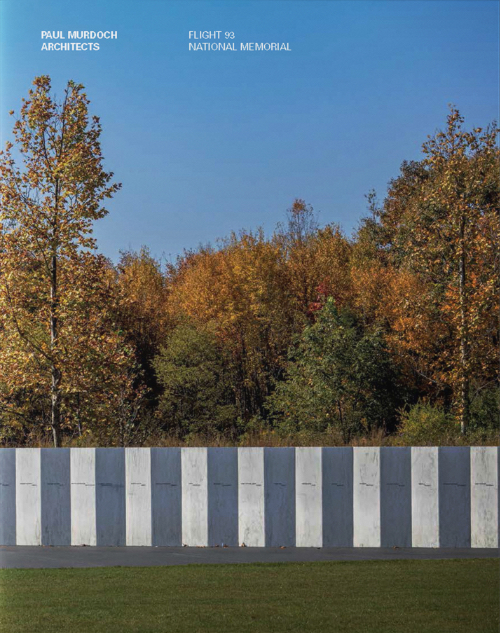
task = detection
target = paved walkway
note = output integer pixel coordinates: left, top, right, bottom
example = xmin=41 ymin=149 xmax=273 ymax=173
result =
xmin=0 ymin=546 xmax=497 ymax=569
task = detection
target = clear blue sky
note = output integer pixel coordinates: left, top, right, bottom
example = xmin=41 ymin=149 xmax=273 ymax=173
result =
xmin=1 ymin=1 xmax=498 ymax=263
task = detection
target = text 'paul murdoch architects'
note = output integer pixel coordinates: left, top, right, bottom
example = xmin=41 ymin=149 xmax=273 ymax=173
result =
xmin=40 ymin=31 xmax=118 ymax=51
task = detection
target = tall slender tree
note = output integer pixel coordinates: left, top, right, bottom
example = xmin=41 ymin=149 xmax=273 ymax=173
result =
xmin=0 ymin=76 xmax=124 ymax=446
xmin=380 ymin=109 xmax=500 ymax=432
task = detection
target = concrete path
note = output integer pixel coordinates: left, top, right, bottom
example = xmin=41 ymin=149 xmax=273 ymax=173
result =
xmin=0 ymin=546 xmax=497 ymax=569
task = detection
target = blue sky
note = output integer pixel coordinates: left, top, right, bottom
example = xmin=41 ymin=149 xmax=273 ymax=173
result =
xmin=1 ymin=1 xmax=498 ymax=263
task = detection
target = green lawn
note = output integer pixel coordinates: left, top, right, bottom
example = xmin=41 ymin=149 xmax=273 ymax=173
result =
xmin=0 ymin=559 xmax=498 ymax=633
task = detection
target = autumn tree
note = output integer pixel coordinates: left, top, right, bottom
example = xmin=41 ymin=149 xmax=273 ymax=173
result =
xmin=0 ymin=76 xmax=130 ymax=446
xmin=378 ymin=108 xmax=500 ymax=432
xmin=275 ymin=200 xmax=352 ymax=318
xmin=162 ymin=202 xmax=353 ymax=423
xmin=164 ymin=231 xmax=294 ymax=419
xmin=114 ymin=247 xmax=171 ymax=401
xmin=274 ymin=200 xmax=319 ymax=315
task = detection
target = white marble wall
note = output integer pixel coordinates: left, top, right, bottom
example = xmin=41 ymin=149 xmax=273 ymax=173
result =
xmin=95 ymin=448 xmax=126 ymax=546
xmin=322 ymin=447 xmax=353 ymax=547
xmin=380 ymin=448 xmax=411 ymax=547
xmin=296 ymin=447 xmax=322 ymax=547
xmin=0 ymin=449 xmax=16 ymax=545
xmin=41 ymin=448 xmax=71 ymax=546
xmin=411 ymin=447 xmax=439 ymax=547
xmin=71 ymin=448 xmax=96 ymax=546
xmin=471 ymin=447 xmax=498 ymax=548
xmin=265 ymin=448 xmax=295 ymax=546
xmin=353 ymin=448 xmax=380 ymax=547
xmin=439 ymin=447 xmax=471 ymax=548
xmin=16 ymin=448 xmax=41 ymax=545
xmin=182 ymin=447 xmax=208 ymax=546
xmin=126 ymin=448 xmax=152 ymax=546
xmin=4 ymin=446 xmax=498 ymax=547
xmin=151 ymin=448 xmax=182 ymax=546
xmin=238 ymin=448 xmax=265 ymax=547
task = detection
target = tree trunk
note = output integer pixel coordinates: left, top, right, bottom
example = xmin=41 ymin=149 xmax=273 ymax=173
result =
xmin=50 ymin=252 xmax=61 ymax=447
xmin=51 ymin=403 xmax=62 ymax=448
xmin=458 ymin=216 xmax=469 ymax=434
xmin=76 ymin=393 xmax=82 ymax=437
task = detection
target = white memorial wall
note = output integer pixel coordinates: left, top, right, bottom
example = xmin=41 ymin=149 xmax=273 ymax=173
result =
xmin=470 ymin=447 xmax=499 ymax=548
xmin=181 ymin=447 xmax=208 ymax=546
xmin=296 ymin=447 xmax=322 ymax=547
xmin=0 ymin=446 xmax=497 ymax=548
xmin=353 ymin=447 xmax=381 ymax=547
xmin=15 ymin=448 xmax=41 ymax=545
xmin=411 ymin=447 xmax=439 ymax=547
xmin=238 ymin=447 xmax=265 ymax=546
xmin=126 ymin=447 xmax=152 ymax=546
xmin=71 ymin=448 xmax=96 ymax=546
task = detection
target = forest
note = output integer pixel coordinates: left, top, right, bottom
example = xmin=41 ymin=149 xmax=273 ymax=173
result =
xmin=0 ymin=77 xmax=499 ymax=447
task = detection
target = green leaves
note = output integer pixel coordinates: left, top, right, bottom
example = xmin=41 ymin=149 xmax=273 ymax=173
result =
xmin=269 ymin=300 xmax=402 ymax=442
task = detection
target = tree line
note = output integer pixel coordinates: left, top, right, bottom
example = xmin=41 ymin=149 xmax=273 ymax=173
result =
xmin=0 ymin=77 xmax=498 ymax=447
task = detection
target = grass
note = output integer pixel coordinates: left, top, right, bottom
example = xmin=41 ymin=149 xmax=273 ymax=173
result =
xmin=0 ymin=559 xmax=498 ymax=633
